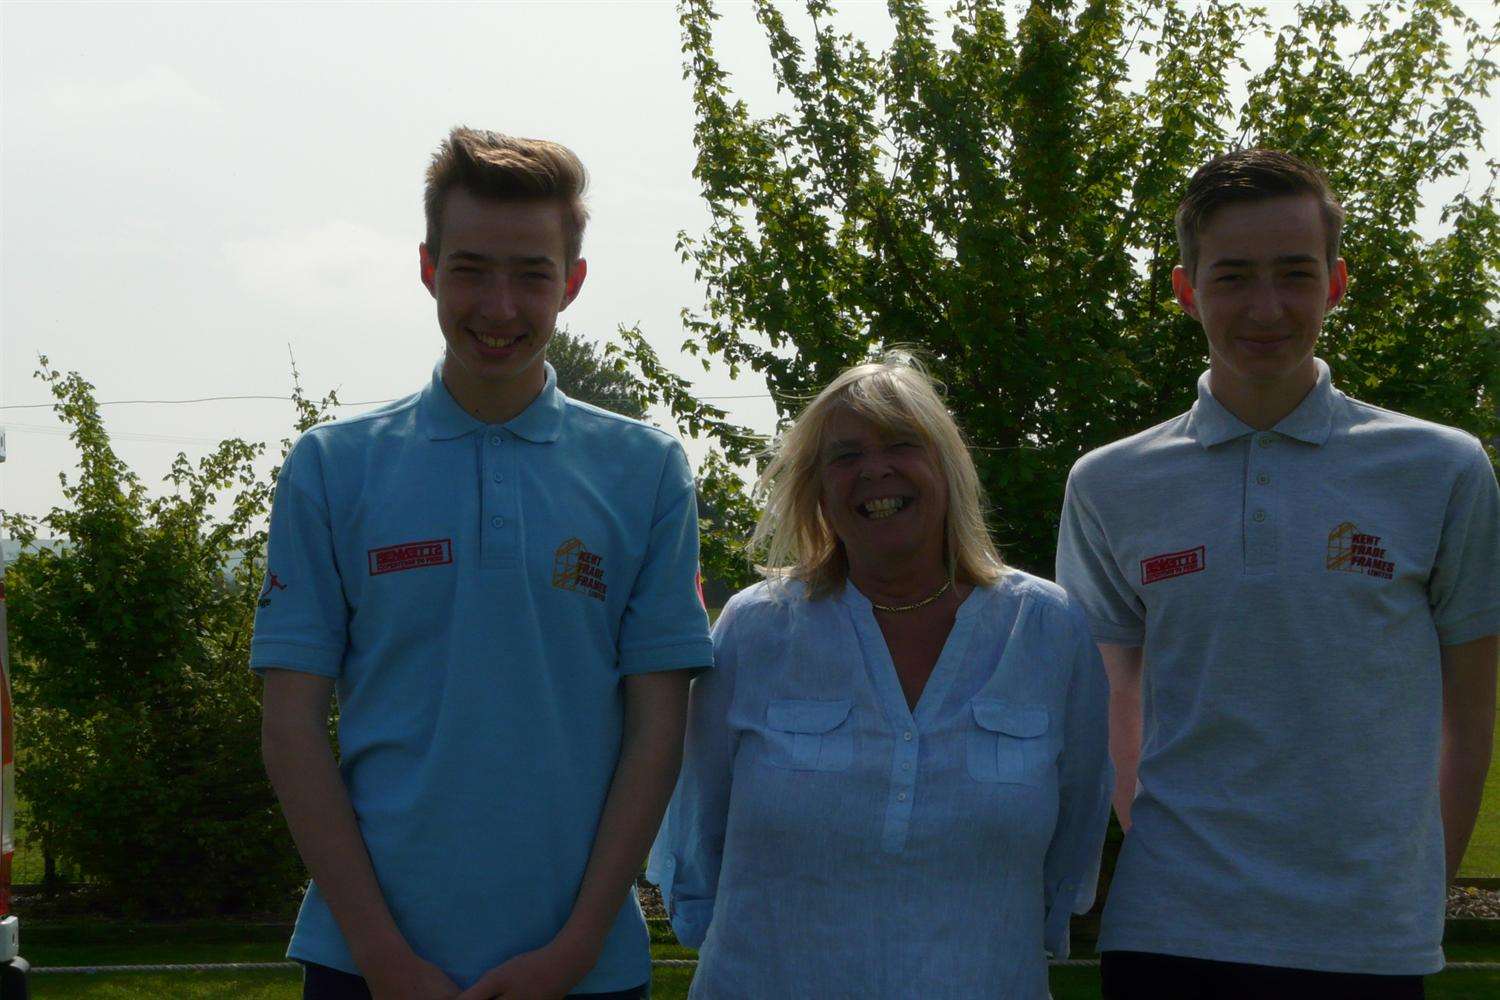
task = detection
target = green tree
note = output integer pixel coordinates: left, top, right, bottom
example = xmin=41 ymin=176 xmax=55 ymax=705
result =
xmin=2 ymin=360 xmax=337 ymax=916
xmin=623 ymin=0 xmax=1499 ymax=576
xmin=549 ymin=327 xmax=650 ymax=419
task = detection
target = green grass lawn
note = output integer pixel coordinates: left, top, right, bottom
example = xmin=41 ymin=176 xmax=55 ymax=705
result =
xmin=15 ymin=925 xmax=1500 ymax=999
xmin=19 ymin=961 xmax=1500 ymax=1000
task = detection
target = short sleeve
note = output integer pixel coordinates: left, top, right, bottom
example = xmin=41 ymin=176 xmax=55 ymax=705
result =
xmin=1429 ymin=440 xmax=1500 ymax=646
xmin=646 ymin=590 xmax=745 ymax=948
xmin=615 ymin=442 xmax=714 ymax=674
xmin=1041 ymin=597 xmax=1113 ymax=958
xmin=1056 ymin=463 xmax=1146 ymax=646
xmin=248 ymin=435 xmax=349 ymax=677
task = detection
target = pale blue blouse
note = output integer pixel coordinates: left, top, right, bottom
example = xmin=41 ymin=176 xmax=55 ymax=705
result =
xmin=647 ymin=571 xmax=1112 ymax=999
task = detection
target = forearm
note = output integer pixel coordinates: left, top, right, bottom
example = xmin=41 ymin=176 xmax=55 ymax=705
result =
xmin=1099 ymin=644 xmax=1144 ymax=831
xmin=557 ymin=677 xmax=690 ymax=959
xmin=1439 ymin=636 xmax=1498 ymax=880
xmin=1109 ymin=693 xmax=1142 ymax=829
xmin=1440 ymin=739 xmax=1491 ymax=881
xmin=263 ymin=718 xmax=409 ymax=969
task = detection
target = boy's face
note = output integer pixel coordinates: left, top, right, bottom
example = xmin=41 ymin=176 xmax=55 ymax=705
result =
xmin=1173 ymin=194 xmax=1347 ymax=394
xmin=420 ymin=188 xmax=585 ymax=403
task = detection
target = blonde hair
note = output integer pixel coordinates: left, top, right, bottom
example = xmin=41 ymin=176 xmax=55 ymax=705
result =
xmin=750 ymin=353 xmax=1007 ymax=599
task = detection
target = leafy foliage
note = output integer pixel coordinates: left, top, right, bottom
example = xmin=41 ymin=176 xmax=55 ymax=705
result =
xmin=695 ymin=451 xmax=763 ymax=598
xmin=549 ymin=327 xmax=650 ymax=419
xmin=626 ymin=0 xmax=1500 ymax=576
xmin=2 ymin=359 xmax=337 ymax=916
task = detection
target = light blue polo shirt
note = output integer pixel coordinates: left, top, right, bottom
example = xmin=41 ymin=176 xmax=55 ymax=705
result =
xmin=250 ymin=361 xmax=712 ymax=991
xmin=1056 ymin=359 xmax=1500 ymax=975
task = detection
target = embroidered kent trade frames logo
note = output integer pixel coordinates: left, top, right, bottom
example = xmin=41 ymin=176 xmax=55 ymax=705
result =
xmin=1141 ymin=546 xmax=1206 ymax=585
xmin=368 ymin=539 xmax=453 ymax=576
xmin=553 ymin=537 xmax=607 ymax=601
xmin=1325 ymin=522 xmax=1395 ymax=580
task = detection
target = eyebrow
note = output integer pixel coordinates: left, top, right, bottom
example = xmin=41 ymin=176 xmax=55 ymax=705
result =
xmin=445 ymin=251 xmax=557 ymax=267
xmin=1207 ymin=253 xmax=1320 ymax=270
xmin=821 ymin=431 xmax=914 ymax=456
xmin=822 ymin=438 xmax=862 ymax=455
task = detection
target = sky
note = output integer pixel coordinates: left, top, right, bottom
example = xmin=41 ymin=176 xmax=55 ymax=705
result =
xmin=2 ymin=1 xmax=1497 ymax=529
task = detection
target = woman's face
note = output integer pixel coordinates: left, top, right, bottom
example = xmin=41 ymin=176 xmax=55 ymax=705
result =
xmin=816 ymin=408 xmax=949 ymax=572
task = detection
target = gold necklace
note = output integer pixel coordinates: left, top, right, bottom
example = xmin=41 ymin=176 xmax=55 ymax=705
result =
xmin=871 ymin=577 xmax=952 ymax=613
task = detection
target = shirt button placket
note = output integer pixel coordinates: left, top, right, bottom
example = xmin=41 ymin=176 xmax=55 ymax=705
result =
xmin=482 ymin=431 xmax=513 ymax=566
xmin=1246 ymin=435 xmax=1279 ymax=573
xmin=883 ymin=728 xmax=919 ymax=854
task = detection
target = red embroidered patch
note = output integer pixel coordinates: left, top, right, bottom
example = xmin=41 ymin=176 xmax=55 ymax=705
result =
xmin=1140 ymin=546 xmax=1205 ymax=585
xmin=257 ymin=571 xmax=288 ymax=608
xmin=368 ymin=539 xmax=453 ymax=576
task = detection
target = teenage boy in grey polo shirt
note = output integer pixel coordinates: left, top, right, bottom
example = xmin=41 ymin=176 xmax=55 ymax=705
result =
xmin=1057 ymin=149 xmax=1499 ymax=998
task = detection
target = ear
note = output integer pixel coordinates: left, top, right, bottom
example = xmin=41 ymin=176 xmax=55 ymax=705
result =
xmin=560 ymin=258 xmax=588 ymax=310
xmin=1171 ymin=264 xmax=1200 ymax=320
xmin=1326 ymin=258 xmax=1349 ymax=310
xmin=419 ymin=244 xmax=437 ymax=298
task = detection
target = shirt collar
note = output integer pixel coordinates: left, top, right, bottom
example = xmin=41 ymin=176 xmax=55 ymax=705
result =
xmin=1188 ymin=357 xmax=1337 ymax=449
xmin=503 ymin=363 xmax=567 ymax=443
xmin=418 ymin=361 xmax=567 ymax=443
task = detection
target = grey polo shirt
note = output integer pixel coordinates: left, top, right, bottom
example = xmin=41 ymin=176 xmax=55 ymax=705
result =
xmin=1056 ymin=359 xmax=1500 ymax=974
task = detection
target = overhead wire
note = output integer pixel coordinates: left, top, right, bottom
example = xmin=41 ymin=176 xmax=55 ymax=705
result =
xmin=0 ymin=391 xmax=774 ymax=411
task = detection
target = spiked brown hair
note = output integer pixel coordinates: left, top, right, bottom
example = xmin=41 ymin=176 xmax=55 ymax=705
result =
xmin=424 ymin=127 xmax=589 ymax=265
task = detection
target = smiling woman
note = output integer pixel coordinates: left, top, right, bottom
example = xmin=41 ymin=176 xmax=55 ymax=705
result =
xmin=647 ymin=354 xmax=1114 ymax=999
xmin=749 ymin=352 xmax=1003 ymax=602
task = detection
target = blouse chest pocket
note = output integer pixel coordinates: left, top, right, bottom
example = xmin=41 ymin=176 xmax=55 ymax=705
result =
xmin=760 ymin=698 xmax=854 ymax=772
xmin=966 ymin=699 xmax=1050 ymax=786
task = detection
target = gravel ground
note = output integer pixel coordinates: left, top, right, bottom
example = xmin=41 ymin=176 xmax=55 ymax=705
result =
xmin=637 ymin=877 xmax=667 ymax=919
xmin=1448 ymin=885 xmax=1500 ymax=918
xmin=640 ymin=878 xmax=1500 ymax=921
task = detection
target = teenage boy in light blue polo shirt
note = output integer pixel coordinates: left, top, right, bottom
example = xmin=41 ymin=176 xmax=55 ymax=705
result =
xmin=1057 ymin=149 xmax=1499 ymax=998
xmin=253 ymin=128 xmax=711 ymax=1000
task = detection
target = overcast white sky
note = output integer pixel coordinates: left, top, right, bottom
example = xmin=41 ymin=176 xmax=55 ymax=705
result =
xmin=2 ymin=1 xmax=1496 ymax=527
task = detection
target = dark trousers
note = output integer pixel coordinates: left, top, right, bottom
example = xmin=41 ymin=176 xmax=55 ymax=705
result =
xmin=1100 ymin=950 xmax=1425 ymax=1000
xmin=300 ymin=961 xmax=650 ymax=1000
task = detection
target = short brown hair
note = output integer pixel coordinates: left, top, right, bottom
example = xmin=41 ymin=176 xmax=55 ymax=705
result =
xmin=424 ymin=127 xmax=589 ymax=265
xmin=1175 ymin=148 xmax=1344 ymax=278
